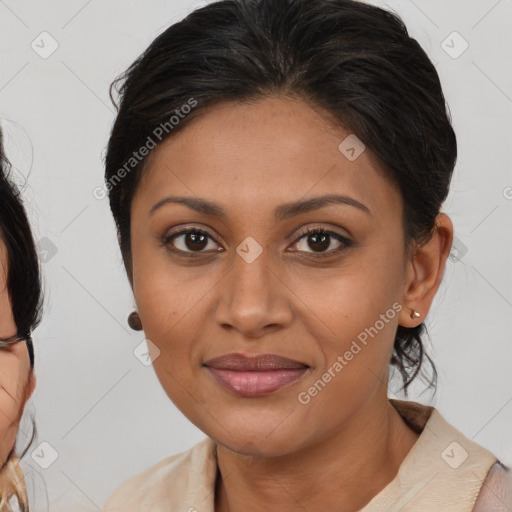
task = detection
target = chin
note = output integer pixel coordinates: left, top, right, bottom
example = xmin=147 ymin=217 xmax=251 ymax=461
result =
xmin=204 ymin=415 xmax=308 ymax=458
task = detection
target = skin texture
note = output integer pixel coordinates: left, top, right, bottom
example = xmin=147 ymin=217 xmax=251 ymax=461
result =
xmin=129 ymin=95 xmax=453 ymax=512
xmin=0 ymin=238 xmax=36 ymax=467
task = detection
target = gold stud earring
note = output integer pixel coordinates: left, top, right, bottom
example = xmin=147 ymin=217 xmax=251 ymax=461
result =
xmin=410 ymin=309 xmax=421 ymax=319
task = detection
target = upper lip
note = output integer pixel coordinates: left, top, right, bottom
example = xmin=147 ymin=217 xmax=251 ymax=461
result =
xmin=203 ymin=353 xmax=309 ymax=371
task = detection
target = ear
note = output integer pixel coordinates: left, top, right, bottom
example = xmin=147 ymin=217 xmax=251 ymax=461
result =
xmin=398 ymin=213 xmax=453 ymax=327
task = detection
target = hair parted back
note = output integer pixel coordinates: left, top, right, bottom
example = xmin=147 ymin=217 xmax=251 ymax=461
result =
xmin=105 ymin=0 xmax=457 ymax=394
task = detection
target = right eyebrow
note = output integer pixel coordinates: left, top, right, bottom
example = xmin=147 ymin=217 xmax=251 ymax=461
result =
xmin=273 ymin=194 xmax=371 ymax=221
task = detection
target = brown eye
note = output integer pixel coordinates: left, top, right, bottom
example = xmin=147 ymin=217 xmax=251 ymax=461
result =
xmin=292 ymin=228 xmax=351 ymax=255
xmin=183 ymin=231 xmax=208 ymax=251
xmin=164 ymin=229 xmax=221 ymax=254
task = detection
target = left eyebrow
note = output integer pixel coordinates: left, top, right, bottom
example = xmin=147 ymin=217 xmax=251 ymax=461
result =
xmin=274 ymin=194 xmax=371 ymax=220
xmin=148 ymin=193 xmax=371 ymax=219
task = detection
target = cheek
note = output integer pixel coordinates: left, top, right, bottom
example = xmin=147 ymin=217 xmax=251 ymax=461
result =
xmin=134 ymin=267 xmax=212 ymax=353
xmin=291 ymin=284 xmax=401 ymax=441
xmin=286 ymin=246 xmax=404 ymax=390
xmin=289 ymin=245 xmax=403 ymax=340
xmin=135 ymin=280 xmax=205 ymax=418
xmin=132 ymin=240 xmax=197 ymax=336
xmin=131 ymin=249 xmax=211 ymax=406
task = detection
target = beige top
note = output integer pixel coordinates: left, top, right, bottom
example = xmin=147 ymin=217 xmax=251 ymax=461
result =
xmin=103 ymin=399 xmax=512 ymax=511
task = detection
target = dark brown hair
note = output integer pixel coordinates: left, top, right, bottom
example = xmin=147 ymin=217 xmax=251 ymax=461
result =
xmin=0 ymin=127 xmax=43 ymax=510
xmin=104 ymin=0 xmax=457 ymax=394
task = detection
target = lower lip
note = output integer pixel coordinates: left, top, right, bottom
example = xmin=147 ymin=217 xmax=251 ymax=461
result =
xmin=205 ymin=367 xmax=309 ymax=397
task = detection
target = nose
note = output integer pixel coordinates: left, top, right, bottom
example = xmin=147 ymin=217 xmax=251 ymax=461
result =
xmin=213 ymin=248 xmax=293 ymax=339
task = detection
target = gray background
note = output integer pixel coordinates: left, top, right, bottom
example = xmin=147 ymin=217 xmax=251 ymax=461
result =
xmin=0 ymin=0 xmax=511 ymax=510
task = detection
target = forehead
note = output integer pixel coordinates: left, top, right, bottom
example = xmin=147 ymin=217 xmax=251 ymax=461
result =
xmin=133 ymin=95 xmax=401 ymax=221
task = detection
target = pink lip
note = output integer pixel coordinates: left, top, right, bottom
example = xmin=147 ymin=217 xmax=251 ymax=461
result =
xmin=203 ymin=353 xmax=309 ymax=397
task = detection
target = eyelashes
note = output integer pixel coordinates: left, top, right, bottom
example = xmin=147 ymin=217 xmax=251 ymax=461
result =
xmin=291 ymin=227 xmax=351 ymax=256
xmin=163 ymin=228 xmax=219 ymax=256
xmin=162 ymin=226 xmax=352 ymax=259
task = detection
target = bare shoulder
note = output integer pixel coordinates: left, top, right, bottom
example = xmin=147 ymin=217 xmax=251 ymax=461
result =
xmin=473 ymin=461 xmax=512 ymax=511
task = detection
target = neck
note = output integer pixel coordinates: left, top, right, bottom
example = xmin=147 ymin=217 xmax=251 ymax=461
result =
xmin=214 ymin=393 xmax=420 ymax=512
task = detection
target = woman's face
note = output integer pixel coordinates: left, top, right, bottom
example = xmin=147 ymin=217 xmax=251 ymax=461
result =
xmin=0 ymin=239 xmax=16 ymax=339
xmin=130 ymin=95 xmax=418 ymax=456
xmin=0 ymin=237 xmax=35 ymax=465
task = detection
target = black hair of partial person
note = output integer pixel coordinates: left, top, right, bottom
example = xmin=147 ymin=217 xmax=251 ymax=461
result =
xmin=104 ymin=0 xmax=457 ymax=395
xmin=0 ymin=130 xmax=42 ymax=368
xmin=0 ymin=126 xmax=43 ymax=508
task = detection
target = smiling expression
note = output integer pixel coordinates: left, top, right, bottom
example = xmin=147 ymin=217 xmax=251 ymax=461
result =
xmin=129 ymin=94 xmax=414 ymax=455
